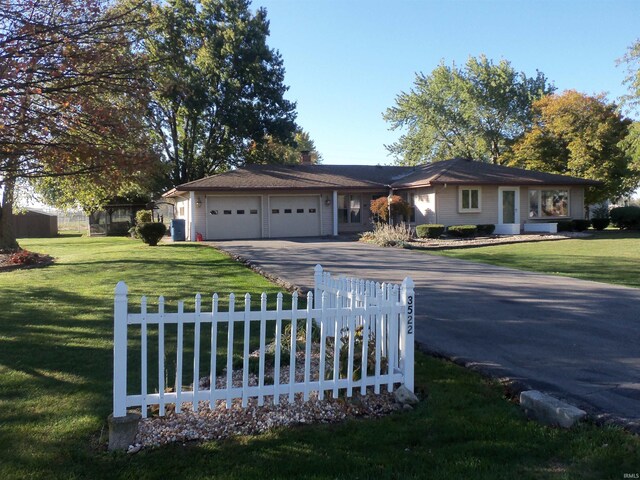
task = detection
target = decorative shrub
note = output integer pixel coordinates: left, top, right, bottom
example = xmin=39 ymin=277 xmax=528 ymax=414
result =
xmin=136 ymin=222 xmax=167 ymax=246
xmin=476 ymin=224 xmax=496 ymax=236
xmin=370 ymin=195 xmax=410 ymax=222
xmin=556 ymin=220 xmax=574 ymax=232
xmin=591 ymin=218 xmax=610 ymax=231
xmin=571 ymin=219 xmax=591 ymax=232
xmin=446 ymin=225 xmax=477 ymax=238
xmin=360 ymin=222 xmax=413 ymax=247
xmin=610 ymin=206 xmax=640 ymax=230
xmin=135 ymin=209 xmax=153 ymax=224
xmin=415 ymin=224 xmax=445 ymax=239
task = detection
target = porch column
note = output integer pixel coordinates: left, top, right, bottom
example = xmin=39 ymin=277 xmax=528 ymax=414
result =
xmin=332 ymin=190 xmax=338 ymax=236
xmin=189 ymin=191 xmax=197 ymax=241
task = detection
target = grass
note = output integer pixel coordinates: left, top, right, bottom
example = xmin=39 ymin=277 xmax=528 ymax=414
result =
xmin=427 ymin=230 xmax=640 ymax=288
xmin=0 ymin=235 xmax=638 ymax=479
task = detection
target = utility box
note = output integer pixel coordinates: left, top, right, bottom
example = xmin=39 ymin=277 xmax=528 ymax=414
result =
xmin=170 ymin=219 xmax=186 ymax=241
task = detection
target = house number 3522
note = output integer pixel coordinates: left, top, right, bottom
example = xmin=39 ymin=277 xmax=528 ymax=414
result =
xmin=407 ymin=295 xmax=414 ymax=335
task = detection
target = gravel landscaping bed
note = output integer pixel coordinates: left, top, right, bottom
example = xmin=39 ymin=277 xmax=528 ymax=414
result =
xmin=131 ymin=345 xmax=402 ymax=452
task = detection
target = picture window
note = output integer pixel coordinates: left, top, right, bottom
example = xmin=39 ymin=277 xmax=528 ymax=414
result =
xmin=458 ymin=187 xmax=481 ymax=213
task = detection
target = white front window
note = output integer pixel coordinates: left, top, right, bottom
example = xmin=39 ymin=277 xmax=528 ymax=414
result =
xmin=458 ymin=187 xmax=482 ymax=213
xmin=529 ymin=189 xmax=569 ymax=218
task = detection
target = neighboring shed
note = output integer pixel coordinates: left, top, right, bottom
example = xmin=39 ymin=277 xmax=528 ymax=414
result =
xmin=13 ymin=208 xmax=58 ymax=238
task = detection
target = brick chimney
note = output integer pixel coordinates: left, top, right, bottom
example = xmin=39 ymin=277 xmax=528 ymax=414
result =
xmin=300 ymin=150 xmax=312 ymax=165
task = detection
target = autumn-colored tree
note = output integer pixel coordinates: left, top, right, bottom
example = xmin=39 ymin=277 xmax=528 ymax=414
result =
xmin=0 ymin=0 xmax=158 ymax=249
xmin=505 ymin=90 xmax=638 ymax=204
xmin=370 ymin=195 xmax=410 ymax=223
xmin=384 ymin=55 xmax=554 ymax=165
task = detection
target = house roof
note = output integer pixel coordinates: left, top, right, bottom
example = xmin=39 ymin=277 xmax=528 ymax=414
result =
xmin=164 ymin=158 xmax=600 ymax=196
xmin=391 ymin=158 xmax=602 ymax=188
xmin=165 ymin=164 xmax=415 ymax=195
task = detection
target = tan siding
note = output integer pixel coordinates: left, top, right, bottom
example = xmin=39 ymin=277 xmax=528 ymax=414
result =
xmin=570 ymin=187 xmax=585 ymax=219
xmin=436 ymin=185 xmax=500 ymax=226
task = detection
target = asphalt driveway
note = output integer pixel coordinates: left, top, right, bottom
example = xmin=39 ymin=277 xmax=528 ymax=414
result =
xmin=210 ymin=237 xmax=640 ymax=428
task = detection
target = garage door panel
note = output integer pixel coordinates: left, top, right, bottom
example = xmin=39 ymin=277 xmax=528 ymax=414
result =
xmin=270 ymin=196 xmax=321 ymax=237
xmin=206 ymin=196 xmax=261 ymax=240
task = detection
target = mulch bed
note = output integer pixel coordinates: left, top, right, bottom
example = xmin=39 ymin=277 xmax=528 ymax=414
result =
xmin=405 ymin=232 xmax=591 ymax=250
xmin=0 ymin=251 xmax=54 ymax=272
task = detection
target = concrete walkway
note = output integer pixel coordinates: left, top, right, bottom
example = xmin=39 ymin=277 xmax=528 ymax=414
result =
xmin=210 ymin=238 xmax=640 ymax=428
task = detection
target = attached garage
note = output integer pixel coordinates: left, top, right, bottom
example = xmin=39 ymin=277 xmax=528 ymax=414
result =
xmin=206 ymin=196 xmax=261 ymax=240
xmin=269 ymin=195 xmax=321 ymax=238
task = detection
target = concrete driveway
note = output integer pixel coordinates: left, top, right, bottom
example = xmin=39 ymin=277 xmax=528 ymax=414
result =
xmin=211 ymin=237 xmax=640 ymax=428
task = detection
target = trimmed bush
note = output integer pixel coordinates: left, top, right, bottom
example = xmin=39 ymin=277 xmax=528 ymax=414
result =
xmin=447 ymin=225 xmax=477 ymax=238
xmin=610 ymin=206 xmax=640 ymax=230
xmin=571 ymin=219 xmax=591 ymax=232
xmin=476 ymin=224 xmax=496 ymax=236
xmin=556 ymin=220 xmax=574 ymax=232
xmin=591 ymin=218 xmax=610 ymax=231
xmin=416 ymin=224 xmax=445 ymax=239
xmin=135 ymin=209 xmax=153 ymax=225
xmin=137 ymin=222 xmax=167 ymax=246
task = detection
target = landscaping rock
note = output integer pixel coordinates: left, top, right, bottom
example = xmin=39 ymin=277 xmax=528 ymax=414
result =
xmin=394 ymin=385 xmax=419 ymax=406
xmin=520 ymin=390 xmax=586 ymax=428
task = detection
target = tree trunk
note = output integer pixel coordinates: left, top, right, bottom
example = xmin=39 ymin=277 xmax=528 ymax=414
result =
xmin=0 ymin=173 xmax=20 ymax=251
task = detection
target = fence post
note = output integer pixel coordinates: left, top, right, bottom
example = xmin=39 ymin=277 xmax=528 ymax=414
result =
xmin=400 ymin=277 xmax=415 ymax=392
xmin=113 ymin=281 xmax=129 ymax=418
xmin=314 ymin=264 xmax=323 ymax=309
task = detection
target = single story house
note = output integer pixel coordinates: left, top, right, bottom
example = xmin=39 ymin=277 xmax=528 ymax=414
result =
xmin=163 ymin=157 xmax=599 ymax=240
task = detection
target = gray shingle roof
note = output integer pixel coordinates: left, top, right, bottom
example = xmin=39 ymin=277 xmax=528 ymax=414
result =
xmin=167 ymin=158 xmax=600 ymax=195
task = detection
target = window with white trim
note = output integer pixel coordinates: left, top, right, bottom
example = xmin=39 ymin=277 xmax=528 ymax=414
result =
xmin=458 ymin=187 xmax=481 ymax=213
xmin=529 ymin=189 xmax=569 ymax=218
xmin=338 ymin=194 xmax=361 ymax=224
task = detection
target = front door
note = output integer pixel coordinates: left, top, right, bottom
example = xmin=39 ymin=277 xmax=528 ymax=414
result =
xmin=497 ymin=187 xmax=520 ymax=235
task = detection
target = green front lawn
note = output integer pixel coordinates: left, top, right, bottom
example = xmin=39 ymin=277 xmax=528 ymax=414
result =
xmin=0 ymin=235 xmax=638 ymax=479
xmin=427 ymin=231 xmax=640 ymax=288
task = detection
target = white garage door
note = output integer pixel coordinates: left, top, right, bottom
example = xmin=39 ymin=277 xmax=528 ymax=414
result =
xmin=206 ymin=196 xmax=261 ymax=240
xmin=269 ymin=196 xmax=321 ymax=238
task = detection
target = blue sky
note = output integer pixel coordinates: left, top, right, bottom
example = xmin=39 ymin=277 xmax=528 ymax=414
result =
xmin=254 ymin=0 xmax=640 ymax=165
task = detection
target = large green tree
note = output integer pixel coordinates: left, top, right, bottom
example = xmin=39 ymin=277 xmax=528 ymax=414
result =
xmin=245 ymin=129 xmax=322 ymax=165
xmin=505 ymin=90 xmax=638 ymax=204
xmin=138 ymin=0 xmax=297 ymax=186
xmin=384 ymin=55 xmax=554 ymax=165
xmin=0 ymin=0 xmax=157 ymax=250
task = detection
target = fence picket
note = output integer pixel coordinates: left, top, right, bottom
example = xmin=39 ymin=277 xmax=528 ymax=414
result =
xmin=361 ymin=296 xmax=369 ymax=395
xmin=141 ymin=296 xmax=148 ymax=418
xmin=304 ymin=292 xmax=313 ymax=401
xmin=158 ymin=296 xmax=165 ymax=416
xmin=111 ymin=266 xmax=415 ymax=419
xmin=288 ymin=292 xmax=298 ymax=403
xmin=226 ymin=294 xmax=235 ymax=409
xmin=176 ymin=301 xmax=184 ymax=413
xmin=274 ymin=292 xmax=283 ymax=405
xmin=242 ymin=293 xmax=251 ymax=408
xmin=193 ymin=293 xmax=201 ymax=412
xmin=209 ymin=294 xmax=218 ymax=409
xmin=332 ymin=290 xmax=341 ymax=399
xmin=258 ymin=293 xmax=267 ymax=406
xmin=318 ymin=292 xmax=327 ymax=401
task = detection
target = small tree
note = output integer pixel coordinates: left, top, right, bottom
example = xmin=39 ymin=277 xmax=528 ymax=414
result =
xmin=370 ymin=195 xmax=410 ymax=223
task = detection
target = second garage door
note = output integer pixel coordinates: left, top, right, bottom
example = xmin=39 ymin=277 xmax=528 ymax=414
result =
xmin=206 ymin=196 xmax=261 ymax=240
xmin=269 ymin=196 xmax=321 ymax=238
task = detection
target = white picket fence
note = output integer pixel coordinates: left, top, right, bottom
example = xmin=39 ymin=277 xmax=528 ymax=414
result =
xmin=112 ymin=264 xmax=415 ymax=418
